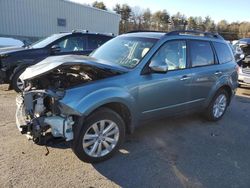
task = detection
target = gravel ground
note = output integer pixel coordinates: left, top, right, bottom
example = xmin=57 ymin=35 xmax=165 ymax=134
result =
xmin=0 ymin=84 xmax=250 ymax=188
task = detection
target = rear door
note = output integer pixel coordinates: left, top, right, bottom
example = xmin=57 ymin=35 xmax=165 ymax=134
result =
xmin=188 ymin=40 xmax=223 ymax=107
xmin=86 ymin=35 xmax=112 ymax=55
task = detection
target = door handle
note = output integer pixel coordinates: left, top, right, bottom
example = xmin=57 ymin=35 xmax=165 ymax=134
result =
xmin=180 ymin=75 xmax=191 ymax=81
xmin=214 ymin=71 xmax=222 ymax=75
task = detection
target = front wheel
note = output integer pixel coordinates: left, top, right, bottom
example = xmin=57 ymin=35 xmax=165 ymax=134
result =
xmin=11 ymin=68 xmax=26 ymax=92
xmin=205 ymin=89 xmax=229 ymax=121
xmin=72 ymin=108 xmax=125 ymax=163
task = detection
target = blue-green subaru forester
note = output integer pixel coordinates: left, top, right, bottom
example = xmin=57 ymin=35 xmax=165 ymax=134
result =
xmin=16 ymin=30 xmax=238 ymax=163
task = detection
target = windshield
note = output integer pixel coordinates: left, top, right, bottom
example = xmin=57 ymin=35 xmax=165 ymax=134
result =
xmin=31 ymin=34 xmax=67 ymax=48
xmin=90 ymin=36 xmax=158 ymax=68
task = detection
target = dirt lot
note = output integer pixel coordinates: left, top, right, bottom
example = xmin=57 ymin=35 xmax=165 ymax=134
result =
xmin=0 ymin=84 xmax=250 ymax=188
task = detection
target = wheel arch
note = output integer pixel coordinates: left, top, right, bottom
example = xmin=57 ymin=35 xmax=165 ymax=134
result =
xmin=205 ymin=83 xmax=234 ymax=108
xmin=10 ymin=64 xmax=30 ymax=81
xmin=217 ymin=85 xmax=233 ymax=105
xmin=87 ymin=102 xmax=134 ymax=134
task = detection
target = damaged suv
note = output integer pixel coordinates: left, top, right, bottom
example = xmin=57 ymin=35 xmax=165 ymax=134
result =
xmin=16 ymin=31 xmax=238 ymax=163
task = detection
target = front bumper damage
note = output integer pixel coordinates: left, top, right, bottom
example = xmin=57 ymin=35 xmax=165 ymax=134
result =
xmin=16 ymin=90 xmax=76 ymax=144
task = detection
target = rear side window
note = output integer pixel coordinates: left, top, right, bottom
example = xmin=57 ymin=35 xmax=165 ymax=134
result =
xmin=189 ymin=40 xmax=214 ymax=67
xmin=88 ymin=35 xmax=111 ymax=50
xmin=213 ymin=42 xmax=233 ymax=64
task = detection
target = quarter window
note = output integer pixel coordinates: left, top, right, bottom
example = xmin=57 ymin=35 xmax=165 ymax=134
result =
xmin=213 ymin=42 xmax=233 ymax=64
xmin=190 ymin=41 xmax=214 ymax=67
xmin=151 ymin=40 xmax=187 ymax=71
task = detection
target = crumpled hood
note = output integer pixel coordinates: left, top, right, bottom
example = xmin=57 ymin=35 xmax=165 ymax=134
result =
xmin=0 ymin=46 xmax=26 ymax=54
xmin=20 ymin=55 xmax=129 ymax=81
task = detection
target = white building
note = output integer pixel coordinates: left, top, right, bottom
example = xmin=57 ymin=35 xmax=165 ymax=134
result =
xmin=0 ymin=0 xmax=120 ymax=42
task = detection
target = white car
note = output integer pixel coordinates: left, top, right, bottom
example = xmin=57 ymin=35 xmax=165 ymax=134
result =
xmin=0 ymin=37 xmax=24 ymax=48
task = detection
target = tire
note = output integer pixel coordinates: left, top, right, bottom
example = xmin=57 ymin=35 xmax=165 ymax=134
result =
xmin=72 ymin=107 xmax=125 ymax=163
xmin=11 ymin=68 xmax=26 ymax=92
xmin=205 ymin=89 xmax=229 ymax=121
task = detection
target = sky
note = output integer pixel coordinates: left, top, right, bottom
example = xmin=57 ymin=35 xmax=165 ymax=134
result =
xmin=71 ymin=0 xmax=250 ymax=23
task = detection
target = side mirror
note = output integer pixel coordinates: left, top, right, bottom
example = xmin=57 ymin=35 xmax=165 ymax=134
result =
xmin=51 ymin=45 xmax=61 ymax=54
xmin=149 ymin=60 xmax=168 ymax=74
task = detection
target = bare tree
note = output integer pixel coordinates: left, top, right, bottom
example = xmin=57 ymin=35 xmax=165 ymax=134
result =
xmin=112 ymin=3 xmax=250 ymax=39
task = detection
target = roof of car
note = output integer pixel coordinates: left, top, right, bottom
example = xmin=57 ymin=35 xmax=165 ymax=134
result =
xmin=121 ymin=32 xmax=166 ymax=39
xmin=57 ymin=31 xmax=114 ymax=37
xmin=122 ymin=30 xmax=225 ymax=41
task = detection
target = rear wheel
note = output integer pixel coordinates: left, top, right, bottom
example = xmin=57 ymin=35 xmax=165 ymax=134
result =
xmin=205 ymin=89 xmax=229 ymax=121
xmin=72 ymin=108 xmax=125 ymax=163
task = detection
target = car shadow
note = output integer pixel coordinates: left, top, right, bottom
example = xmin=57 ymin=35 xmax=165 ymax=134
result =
xmin=91 ymin=93 xmax=250 ymax=188
xmin=44 ymin=90 xmax=250 ymax=188
xmin=91 ymin=114 xmax=213 ymax=188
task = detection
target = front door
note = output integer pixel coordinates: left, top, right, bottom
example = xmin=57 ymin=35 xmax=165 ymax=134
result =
xmin=138 ymin=40 xmax=193 ymax=119
xmin=54 ymin=35 xmax=87 ymax=55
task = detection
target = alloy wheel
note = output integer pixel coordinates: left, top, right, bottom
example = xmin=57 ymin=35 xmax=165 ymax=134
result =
xmin=16 ymin=78 xmax=24 ymax=91
xmin=82 ymin=120 xmax=120 ymax=157
xmin=212 ymin=94 xmax=227 ymax=118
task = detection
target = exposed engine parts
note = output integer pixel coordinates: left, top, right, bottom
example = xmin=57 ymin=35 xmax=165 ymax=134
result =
xmin=16 ymin=62 xmax=121 ymax=146
xmin=34 ymin=97 xmax=45 ymax=117
xmin=44 ymin=116 xmax=74 ymax=141
xmin=17 ymin=90 xmax=75 ymax=144
xmin=24 ymin=64 xmax=118 ymax=90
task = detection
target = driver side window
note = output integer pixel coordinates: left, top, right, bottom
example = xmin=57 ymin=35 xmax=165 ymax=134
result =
xmin=56 ymin=36 xmax=85 ymax=52
xmin=151 ymin=40 xmax=187 ymax=71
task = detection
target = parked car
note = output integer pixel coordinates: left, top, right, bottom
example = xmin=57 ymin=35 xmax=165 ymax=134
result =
xmin=0 ymin=30 xmax=114 ymax=92
xmin=228 ymin=41 xmax=244 ymax=63
xmin=0 ymin=37 xmax=24 ymax=48
xmin=16 ymin=30 xmax=238 ymax=163
xmin=234 ymin=38 xmax=250 ymax=86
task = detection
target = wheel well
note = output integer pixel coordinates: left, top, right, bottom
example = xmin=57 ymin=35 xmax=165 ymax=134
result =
xmin=218 ymin=85 xmax=232 ymax=104
xmin=10 ymin=64 xmax=29 ymax=81
xmin=98 ymin=102 xmax=132 ymax=134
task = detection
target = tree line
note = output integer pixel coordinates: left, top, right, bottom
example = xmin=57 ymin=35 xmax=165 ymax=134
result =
xmin=92 ymin=1 xmax=250 ymax=40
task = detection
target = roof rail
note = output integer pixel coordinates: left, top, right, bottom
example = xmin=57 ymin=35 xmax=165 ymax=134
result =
xmin=72 ymin=29 xmax=89 ymax=33
xmin=71 ymin=30 xmax=115 ymax=36
xmin=59 ymin=31 xmax=71 ymax=33
xmin=166 ymin=30 xmax=224 ymax=40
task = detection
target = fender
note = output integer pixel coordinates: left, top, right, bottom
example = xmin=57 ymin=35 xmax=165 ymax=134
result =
xmin=204 ymin=74 xmax=236 ymax=107
xmin=60 ymin=86 xmax=138 ymax=130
